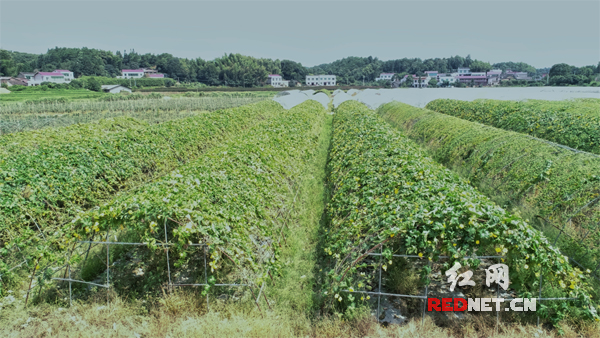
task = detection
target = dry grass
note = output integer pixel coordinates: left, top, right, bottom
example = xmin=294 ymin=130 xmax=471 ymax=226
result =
xmin=2 ymin=295 xmax=599 ymax=338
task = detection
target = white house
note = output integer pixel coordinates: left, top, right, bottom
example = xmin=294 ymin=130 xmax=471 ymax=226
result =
xmin=437 ymin=74 xmax=458 ymax=86
xmin=267 ymin=74 xmax=289 ymax=87
xmin=375 ymin=73 xmax=395 ymax=81
xmin=27 ymin=72 xmax=67 ymax=86
xmin=118 ymin=69 xmax=145 ymax=79
xmin=514 ymin=72 xmax=531 ymax=80
xmin=101 ymin=85 xmax=132 ymax=94
xmin=306 ymin=75 xmax=336 ymax=86
xmin=17 ymin=72 xmax=36 ymax=80
xmin=457 ymin=67 xmax=470 ymax=75
xmin=54 ymin=69 xmax=74 ymax=81
xmin=424 ymin=71 xmax=439 ymax=79
xmin=470 ymin=72 xmax=486 ymax=77
xmin=486 ymin=70 xmax=502 ymax=86
xmin=412 ymin=75 xmax=431 ymax=88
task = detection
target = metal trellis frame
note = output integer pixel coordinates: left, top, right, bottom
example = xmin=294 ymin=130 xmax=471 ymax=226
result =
xmin=340 ymin=249 xmax=578 ymax=327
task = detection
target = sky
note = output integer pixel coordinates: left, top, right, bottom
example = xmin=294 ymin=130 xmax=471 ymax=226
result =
xmin=1 ymin=0 xmax=599 ymax=68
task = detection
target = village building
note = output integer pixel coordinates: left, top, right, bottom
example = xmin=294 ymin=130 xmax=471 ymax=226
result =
xmin=375 ymin=73 xmax=395 ymax=81
xmin=514 ymin=72 xmax=532 ymax=81
xmin=437 ymin=74 xmax=458 ymax=86
xmin=101 ymin=85 xmax=132 ymax=94
xmin=305 ymin=75 xmax=336 ymax=86
xmin=267 ymin=74 xmax=289 ymax=87
xmin=457 ymin=67 xmax=470 ymax=75
xmin=16 ymin=72 xmax=36 ymax=80
xmin=147 ymin=74 xmax=165 ymax=78
xmin=118 ymin=69 xmax=145 ymax=79
xmin=486 ymin=69 xmax=502 ymax=85
xmin=54 ymin=69 xmax=74 ymax=81
xmin=412 ymin=75 xmax=431 ymax=88
xmin=424 ymin=71 xmax=439 ymax=79
xmin=1 ymin=77 xmax=29 ymax=86
xmin=458 ymin=75 xmax=488 ymax=86
xmin=27 ymin=72 xmax=68 ymax=86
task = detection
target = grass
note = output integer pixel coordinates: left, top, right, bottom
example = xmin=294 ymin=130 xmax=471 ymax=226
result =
xmin=2 ymin=292 xmax=600 ymax=337
xmin=0 ymin=88 xmax=105 ymax=103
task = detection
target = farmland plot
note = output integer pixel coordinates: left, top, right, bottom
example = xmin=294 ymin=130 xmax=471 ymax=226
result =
xmin=65 ymin=100 xmax=326 ymax=287
xmin=376 ymin=102 xmax=600 ymax=276
xmin=425 ymin=98 xmax=600 ymax=154
xmin=321 ymin=101 xmax=597 ymax=323
xmin=0 ymin=95 xmax=267 ymax=134
xmin=1 ymin=100 xmax=326 ymax=295
xmin=0 ymin=101 xmax=285 ymax=284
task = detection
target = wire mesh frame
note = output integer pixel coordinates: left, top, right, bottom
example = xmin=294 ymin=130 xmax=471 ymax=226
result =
xmin=36 ymin=218 xmax=272 ymax=313
xmin=340 ymin=251 xmax=578 ymax=327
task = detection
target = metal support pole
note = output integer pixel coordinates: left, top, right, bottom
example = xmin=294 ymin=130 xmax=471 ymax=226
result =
xmin=82 ymin=233 xmax=96 ymax=268
xmin=377 ymin=246 xmax=383 ymax=322
xmin=106 ymin=229 xmax=110 ymax=306
xmin=69 ymin=265 xmax=72 ymax=307
xmin=496 ymin=279 xmax=500 ymax=332
xmin=24 ymin=258 xmax=39 ymax=307
xmin=164 ymin=216 xmax=172 ymax=292
xmin=422 ymin=260 xmax=432 ymax=325
xmin=204 ymin=245 xmax=209 ymax=310
xmin=256 ymin=278 xmax=267 ymax=315
xmin=249 ymin=284 xmax=262 ymax=314
xmin=537 ymin=268 xmax=543 ymax=327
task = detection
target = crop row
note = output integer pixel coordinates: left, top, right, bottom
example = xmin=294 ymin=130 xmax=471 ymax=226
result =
xmin=323 ymin=101 xmax=596 ymax=322
xmin=425 ymin=98 xmax=600 ymax=154
xmin=377 ymin=102 xmax=600 ymax=272
xmin=65 ymin=100 xmax=326 ymax=282
xmin=0 ymin=101 xmax=285 ymax=275
xmin=0 ymin=96 xmax=267 ymax=134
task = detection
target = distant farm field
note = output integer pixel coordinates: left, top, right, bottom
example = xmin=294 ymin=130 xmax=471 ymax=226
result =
xmin=0 ymin=88 xmax=105 ymax=103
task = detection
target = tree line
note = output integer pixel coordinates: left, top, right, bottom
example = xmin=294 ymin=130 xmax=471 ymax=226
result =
xmin=1 ymin=47 xmax=598 ymax=87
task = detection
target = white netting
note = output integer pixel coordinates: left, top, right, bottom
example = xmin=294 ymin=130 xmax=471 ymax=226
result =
xmin=311 ymin=92 xmax=330 ymax=109
xmin=332 ymin=92 xmax=356 ymax=108
xmin=330 ymin=87 xmax=600 ymax=110
xmin=275 ymin=87 xmax=599 ymax=111
xmin=273 ymin=90 xmax=330 ymax=109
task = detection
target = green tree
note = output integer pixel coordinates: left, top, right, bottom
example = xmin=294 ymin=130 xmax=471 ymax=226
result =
xmin=428 ymin=78 xmax=438 ymax=87
xmin=469 ymin=60 xmax=492 ymax=72
xmin=85 ymin=77 xmax=101 ymax=91
xmin=549 ymin=63 xmax=572 ymax=77
xmin=0 ymin=49 xmax=18 ymax=76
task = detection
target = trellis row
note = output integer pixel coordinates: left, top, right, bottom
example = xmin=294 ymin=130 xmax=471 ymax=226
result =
xmin=340 ymin=249 xmax=578 ymax=328
xmin=12 ymin=217 xmax=276 ymax=314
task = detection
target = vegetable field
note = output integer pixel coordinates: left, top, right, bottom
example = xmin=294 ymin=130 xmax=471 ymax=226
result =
xmin=67 ymin=99 xmax=326 ymax=282
xmin=322 ymin=101 xmax=597 ymax=322
xmin=425 ymin=98 xmax=600 ymax=155
xmin=377 ymin=102 xmax=600 ymax=278
xmin=0 ymin=95 xmax=267 ymax=134
xmin=0 ymin=101 xmax=289 ymax=285
xmin=1 ymin=94 xmax=599 ymax=332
